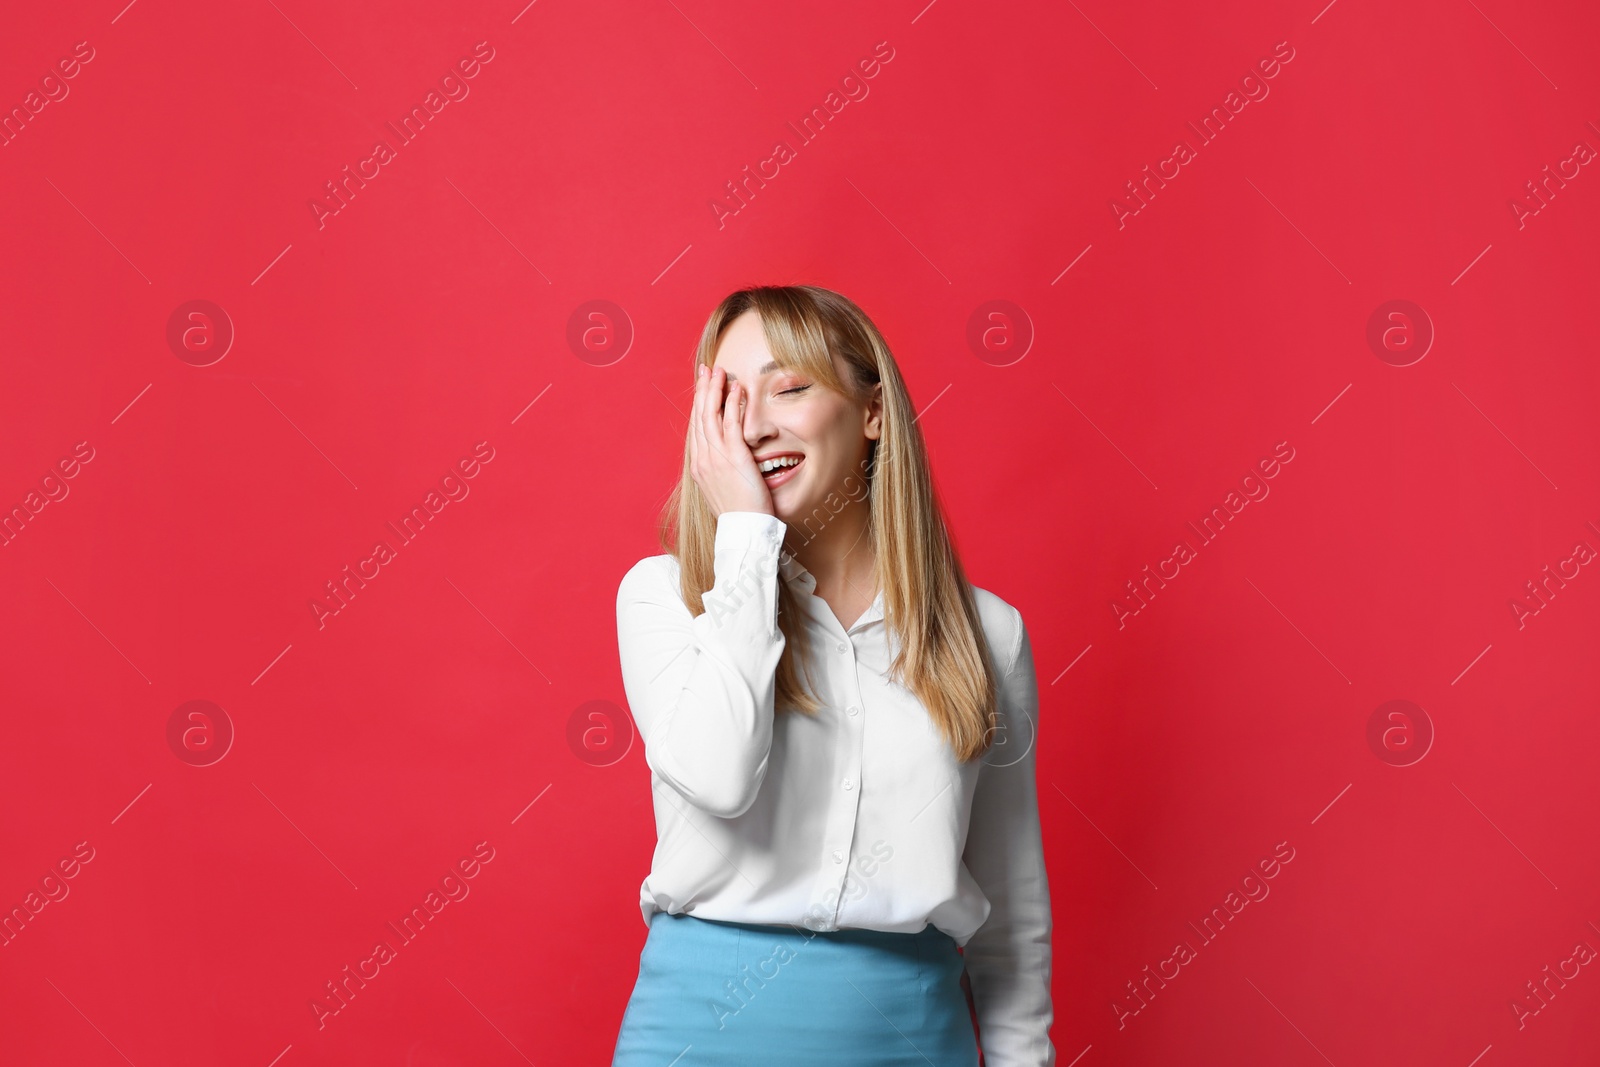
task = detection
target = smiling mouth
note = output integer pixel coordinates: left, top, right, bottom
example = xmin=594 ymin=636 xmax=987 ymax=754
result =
xmin=759 ymin=456 xmax=803 ymax=487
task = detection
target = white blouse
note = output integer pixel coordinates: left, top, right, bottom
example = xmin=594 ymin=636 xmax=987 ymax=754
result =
xmin=616 ymin=510 xmax=1055 ymax=1067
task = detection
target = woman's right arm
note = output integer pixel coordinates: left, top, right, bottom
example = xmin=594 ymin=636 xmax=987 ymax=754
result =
xmin=615 ymin=510 xmax=789 ymax=819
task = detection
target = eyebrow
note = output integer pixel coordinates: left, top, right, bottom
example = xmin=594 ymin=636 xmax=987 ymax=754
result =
xmin=722 ymin=360 xmax=780 ymax=385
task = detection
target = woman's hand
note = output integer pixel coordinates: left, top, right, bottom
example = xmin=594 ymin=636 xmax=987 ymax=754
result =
xmin=689 ymin=364 xmax=775 ymax=518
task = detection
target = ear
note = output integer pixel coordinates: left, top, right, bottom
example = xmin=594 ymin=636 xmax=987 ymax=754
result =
xmin=863 ymin=382 xmax=884 ymax=440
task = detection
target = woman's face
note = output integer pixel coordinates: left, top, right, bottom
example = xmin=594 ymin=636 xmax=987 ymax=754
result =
xmin=710 ymin=310 xmax=882 ymax=523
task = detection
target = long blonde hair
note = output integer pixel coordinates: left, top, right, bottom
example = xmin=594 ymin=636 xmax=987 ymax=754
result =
xmin=657 ymin=284 xmax=1000 ymax=763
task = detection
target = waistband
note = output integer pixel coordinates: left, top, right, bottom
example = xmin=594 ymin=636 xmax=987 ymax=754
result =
xmin=651 ymin=910 xmax=955 ymax=947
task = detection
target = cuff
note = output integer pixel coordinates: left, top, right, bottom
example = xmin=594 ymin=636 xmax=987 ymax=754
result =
xmin=713 ymin=511 xmax=787 ymax=554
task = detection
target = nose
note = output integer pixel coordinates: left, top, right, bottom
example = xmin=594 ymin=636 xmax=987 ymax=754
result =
xmin=741 ymin=386 xmax=775 ymax=452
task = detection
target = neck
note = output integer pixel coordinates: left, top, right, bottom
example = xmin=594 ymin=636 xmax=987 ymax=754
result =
xmin=783 ymin=498 xmax=876 ymax=602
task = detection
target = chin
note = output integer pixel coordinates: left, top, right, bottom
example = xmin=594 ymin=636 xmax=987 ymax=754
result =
xmin=770 ymin=488 xmax=809 ymax=523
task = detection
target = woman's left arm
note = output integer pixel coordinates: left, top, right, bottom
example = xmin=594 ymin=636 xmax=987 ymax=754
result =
xmin=961 ymin=607 xmax=1056 ymax=1067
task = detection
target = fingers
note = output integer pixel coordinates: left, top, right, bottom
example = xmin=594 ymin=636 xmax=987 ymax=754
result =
xmin=692 ymin=364 xmax=730 ymax=490
xmin=723 ymin=378 xmax=741 ymax=444
xmin=703 ymin=366 xmax=729 ymax=455
xmin=690 ymin=363 xmax=708 ymax=473
xmin=689 ymin=365 xmax=769 ymax=515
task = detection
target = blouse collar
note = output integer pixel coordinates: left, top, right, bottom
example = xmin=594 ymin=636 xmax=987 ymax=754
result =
xmin=778 ymin=549 xmax=886 ymax=632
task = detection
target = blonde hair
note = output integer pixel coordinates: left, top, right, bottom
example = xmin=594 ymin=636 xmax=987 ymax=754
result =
xmin=655 ymin=284 xmax=1000 ymax=763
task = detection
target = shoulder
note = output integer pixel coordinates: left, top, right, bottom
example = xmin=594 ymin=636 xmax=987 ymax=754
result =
xmin=617 ymin=553 xmax=682 ymax=607
xmin=968 ymin=584 xmax=1026 ymax=677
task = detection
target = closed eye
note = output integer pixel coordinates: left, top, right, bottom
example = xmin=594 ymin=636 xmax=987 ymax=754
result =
xmin=780 ymin=385 xmax=810 ymax=395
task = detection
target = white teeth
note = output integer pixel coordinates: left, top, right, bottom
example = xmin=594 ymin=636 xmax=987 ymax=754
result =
xmin=759 ymin=456 xmax=801 ymax=473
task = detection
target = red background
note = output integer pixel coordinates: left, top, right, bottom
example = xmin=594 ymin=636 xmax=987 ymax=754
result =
xmin=2 ymin=0 xmax=1598 ymax=1064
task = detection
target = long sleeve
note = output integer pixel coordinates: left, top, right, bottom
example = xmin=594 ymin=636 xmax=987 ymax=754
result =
xmin=962 ymin=608 xmax=1056 ymax=1067
xmin=616 ymin=511 xmax=789 ymax=819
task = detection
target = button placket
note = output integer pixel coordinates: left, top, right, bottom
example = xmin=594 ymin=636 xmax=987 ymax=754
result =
xmin=824 ymin=681 xmax=869 ymax=928
xmin=817 ymin=772 xmax=860 ymax=926
xmin=826 ymin=749 xmax=862 ymax=886
xmin=804 ymin=586 xmax=870 ymax=930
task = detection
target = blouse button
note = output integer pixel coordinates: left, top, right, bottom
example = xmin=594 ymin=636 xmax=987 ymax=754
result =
xmin=836 ymin=642 xmax=847 ymax=653
xmin=842 ymin=778 xmax=854 ymax=791
xmin=832 ymin=850 xmax=844 ymax=863
xmin=847 ymin=705 xmax=859 ymax=716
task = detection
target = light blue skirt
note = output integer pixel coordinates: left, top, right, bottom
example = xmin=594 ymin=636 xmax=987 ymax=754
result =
xmin=612 ymin=911 xmax=979 ymax=1066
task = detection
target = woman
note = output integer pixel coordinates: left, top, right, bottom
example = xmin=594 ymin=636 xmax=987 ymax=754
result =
xmin=612 ymin=284 xmax=1055 ymax=1066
